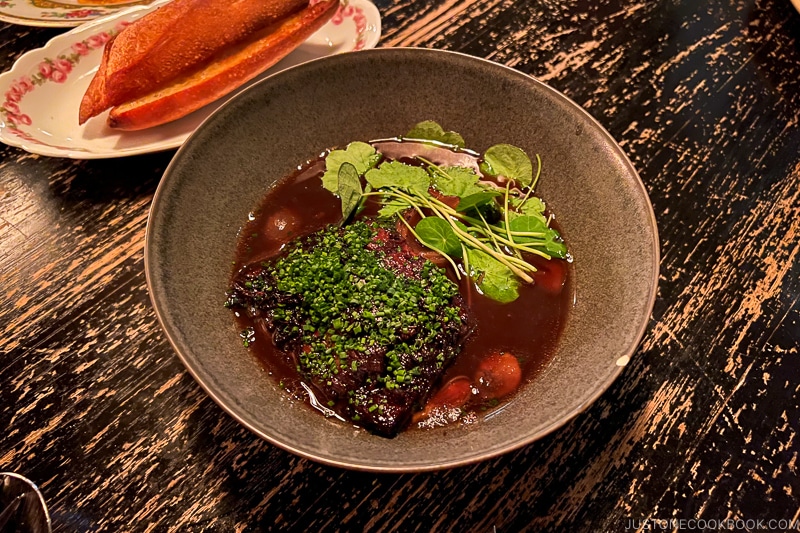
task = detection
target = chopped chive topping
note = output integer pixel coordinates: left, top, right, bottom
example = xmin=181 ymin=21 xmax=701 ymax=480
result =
xmin=239 ymin=222 xmax=462 ymax=391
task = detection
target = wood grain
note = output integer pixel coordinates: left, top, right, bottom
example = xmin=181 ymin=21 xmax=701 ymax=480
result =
xmin=1 ymin=0 xmax=799 ymax=531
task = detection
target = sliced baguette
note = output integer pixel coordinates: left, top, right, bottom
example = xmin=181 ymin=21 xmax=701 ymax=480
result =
xmin=79 ymin=0 xmax=309 ymax=124
xmin=79 ymin=35 xmax=115 ymax=122
xmin=107 ymin=0 xmax=338 ymax=131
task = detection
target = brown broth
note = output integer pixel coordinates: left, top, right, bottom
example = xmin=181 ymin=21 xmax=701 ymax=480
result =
xmin=229 ymin=141 xmax=574 ymax=430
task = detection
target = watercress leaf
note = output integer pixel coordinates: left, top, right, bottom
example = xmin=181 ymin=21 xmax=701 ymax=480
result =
xmin=377 ymin=197 xmax=412 ymax=218
xmin=455 ymin=191 xmax=501 ymax=212
xmin=430 ymin=165 xmax=486 ymax=198
xmin=481 ymin=144 xmax=533 ymax=187
xmin=322 ymin=141 xmax=381 ymax=193
xmin=507 ymin=196 xmax=547 ymax=222
xmin=405 ymin=120 xmax=465 ymax=148
xmin=508 ymin=215 xmax=548 ymax=243
xmin=337 ymin=162 xmax=363 ymax=222
xmin=415 ymin=217 xmax=461 ymax=256
xmin=365 ymin=160 xmax=431 ymax=196
xmin=511 ymin=196 xmax=547 ymax=217
xmin=466 ymin=248 xmax=519 ymax=303
xmin=542 ymin=228 xmax=568 ymax=258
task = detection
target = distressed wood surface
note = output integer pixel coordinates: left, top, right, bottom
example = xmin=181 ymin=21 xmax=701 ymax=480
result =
xmin=1 ymin=0 xmax=799 ymax=531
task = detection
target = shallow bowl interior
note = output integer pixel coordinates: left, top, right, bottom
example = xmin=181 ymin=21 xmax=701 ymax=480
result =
xmin=146 ymin=48 xmax=659 ymax=472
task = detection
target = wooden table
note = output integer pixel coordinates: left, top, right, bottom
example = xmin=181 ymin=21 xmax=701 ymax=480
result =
xmin=2 ymin=0 xmax=799 ymax=531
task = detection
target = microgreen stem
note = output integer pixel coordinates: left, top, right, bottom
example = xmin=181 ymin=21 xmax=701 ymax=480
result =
xmin=416 ymin=156 xmax=444 ymax=175
xmin=460 ymin=242 xmax=472 ymax=306
xmin=460 ymin=221 xmax=552 ymax=260
xmin=476 ymin=209 xmax=506 ymax=256
xmin=532 ymin=153 xmax=542 ymax=190
xmin=502 ymin=181 xmax=516 ymax=256
xmin=425 ymin=203 xmax=534 ymax=283
xmin=520 ymin=153 xmax=542 ymax=203
xmin=373 ymin=184 xmax=540 ymax=282
xmin=488 ymin=232 xmax=552 ymax=260
xmin=455 ymin=213 xmax=550 ymax=258
xmin=403 ymin=189 xmax=548 ymax=271
xmin=506 ymin=230 xmax=547 ymax=237
xmin=363 ymin=190 xmax=426 ymax=218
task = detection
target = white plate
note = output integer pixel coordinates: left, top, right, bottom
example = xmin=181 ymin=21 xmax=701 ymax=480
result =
xmin=0 ymin=0 xmax=381 ymax=158
xmin=0 ymin=0 xmax=152 ymax=28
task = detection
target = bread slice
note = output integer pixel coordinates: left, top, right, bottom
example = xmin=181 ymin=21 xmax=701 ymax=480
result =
xmin=106 ymin=0 xmax=338 ymax=131
xmin=79 ymin=0 xmax=309 ymax=124
xmin=79 ymin=35 xmax=115 ymax=121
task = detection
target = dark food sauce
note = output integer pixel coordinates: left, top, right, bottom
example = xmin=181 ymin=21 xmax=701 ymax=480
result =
xmin=229 ymin=140 xmax=574 ymax=432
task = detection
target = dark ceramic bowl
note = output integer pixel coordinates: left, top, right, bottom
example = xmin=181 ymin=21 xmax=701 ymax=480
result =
xmin=145 ymin=48 xmax=659 ymax=472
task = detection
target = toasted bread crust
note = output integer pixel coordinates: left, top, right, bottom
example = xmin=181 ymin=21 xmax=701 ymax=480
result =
xmin=79 ymin=34 xmax=115 ymax=122
xmin=107 ymin=0 xmax=338 ymax=131
xmin=79 ymin=0 xmax=309 ymax=124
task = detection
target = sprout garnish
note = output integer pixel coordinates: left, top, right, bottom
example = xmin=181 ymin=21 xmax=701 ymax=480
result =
xmin=321 ymin=121 xmax=569 ymax=303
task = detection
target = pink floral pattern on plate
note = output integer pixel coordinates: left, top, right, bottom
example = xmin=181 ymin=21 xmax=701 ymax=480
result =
xmin=1 ymin=22 xmax=127 ymax=139
xmin=332 ymin=3 xmax=369 ymax=51
xmin=40 ymin=8 xmax=105 ymax=19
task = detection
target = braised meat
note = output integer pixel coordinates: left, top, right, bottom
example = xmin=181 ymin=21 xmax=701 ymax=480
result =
xmin=226 ymin=221 xmax=473 ymax=437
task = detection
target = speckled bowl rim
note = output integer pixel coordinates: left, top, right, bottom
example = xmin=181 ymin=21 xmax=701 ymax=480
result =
xmin=145 ymin=47 xmax=660 ymax=472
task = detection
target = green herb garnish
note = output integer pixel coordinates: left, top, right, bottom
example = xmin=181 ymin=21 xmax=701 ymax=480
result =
xmin=248 ymin=222 xmax=463 ymax=390
xmin=480 ymin=143 xmax=534 ymax=187
xmin=337 ymin=162 xmax=363 ymax=223
xmin=466 ymin=248 xmax=519 ymax=303
xmin=365 ymin=160 xmax=430 ymax=195
xmin=405 ymin=120 xmax=466 ymax=148
xmin=414 ymin=216 xmax=462 ymax=257
xmin=455 ymin=191 xmax=502 ymax=213
xmin=322 ymin=141 xmax=381 ymax=194
xmin=429 ymin=165 xmax=485 ymax=197
xmin=321 ymin=121 xmax=569 ymax=303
